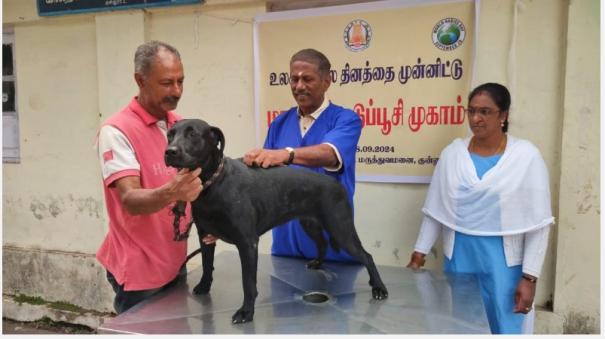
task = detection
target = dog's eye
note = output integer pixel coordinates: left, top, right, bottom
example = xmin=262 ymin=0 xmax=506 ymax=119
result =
xmin=183 ymin=126 xmax=201 ymax=140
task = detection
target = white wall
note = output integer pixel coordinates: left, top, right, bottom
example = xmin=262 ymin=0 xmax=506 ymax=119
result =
xmin=3 ymin=15 xmax=103 ymax=253
xmin=554 ymin=0 xmax=600 ymax=332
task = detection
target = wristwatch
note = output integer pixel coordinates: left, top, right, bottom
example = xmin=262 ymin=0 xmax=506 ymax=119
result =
xmin=284 ymin=147 xmax=295 ymax=165
xmin=522 ymin=274 xmax=538 ymax=283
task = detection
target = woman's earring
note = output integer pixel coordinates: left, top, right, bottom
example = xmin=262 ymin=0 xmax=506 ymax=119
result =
xmin=500 ymin=120 xmax=505 ymax=127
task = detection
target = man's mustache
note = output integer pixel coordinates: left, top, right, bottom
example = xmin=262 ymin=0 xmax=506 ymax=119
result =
xmin=163 ymin=96 xmax=180 ymax=105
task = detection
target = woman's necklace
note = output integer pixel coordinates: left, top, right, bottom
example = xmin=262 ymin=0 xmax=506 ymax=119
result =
xmin=469 ymin=134 xmax=507 ymax=155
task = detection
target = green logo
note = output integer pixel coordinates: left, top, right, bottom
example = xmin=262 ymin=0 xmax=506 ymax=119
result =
xmin=432 ymin=18 xmax=466 ymax=51
xmin=437 ymin=23 xmax=461 ymax=45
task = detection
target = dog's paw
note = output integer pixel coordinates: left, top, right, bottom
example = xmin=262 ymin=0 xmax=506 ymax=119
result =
xmin=305 ymin=259 xmax=323 ymax=270
xmin=231 ymin=308 xmax=254 ymax=324
xmin=193 ymin=279 xmax=212 ymax=295
xmin=371 ymin=287 xmax=388 ymax=300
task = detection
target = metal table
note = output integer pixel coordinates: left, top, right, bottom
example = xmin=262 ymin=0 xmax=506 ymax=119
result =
xmin=98 ymin=251 xmax=489 ymax=334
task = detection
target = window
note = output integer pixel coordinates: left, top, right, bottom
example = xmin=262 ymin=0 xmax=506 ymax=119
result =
xmin=3 ymin=27 xmax=20 ymax=163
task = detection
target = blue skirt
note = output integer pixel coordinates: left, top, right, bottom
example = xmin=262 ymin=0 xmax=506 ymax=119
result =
xmin=444 ymin=231 xmax=524 ymax=334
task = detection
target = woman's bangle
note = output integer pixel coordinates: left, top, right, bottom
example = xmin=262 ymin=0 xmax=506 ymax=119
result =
xmin=522 ymin=274 xmax=537 ymax=283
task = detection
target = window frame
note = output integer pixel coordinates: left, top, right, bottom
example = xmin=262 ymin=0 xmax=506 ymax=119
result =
xmin=3 ymin=26 xmax=20 ymax=163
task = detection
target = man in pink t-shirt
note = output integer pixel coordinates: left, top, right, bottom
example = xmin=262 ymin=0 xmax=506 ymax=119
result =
xmin=97 ymin=41 xmax=216 ymax=314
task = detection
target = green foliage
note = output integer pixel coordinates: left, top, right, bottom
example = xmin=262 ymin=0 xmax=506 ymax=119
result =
xmin=13 ymin=294 xmax=85 ymax=313
xmin=14 ymin=294 xmax=46 ymax=305
xmin=48 ymin=300 xmax=85 ymax=313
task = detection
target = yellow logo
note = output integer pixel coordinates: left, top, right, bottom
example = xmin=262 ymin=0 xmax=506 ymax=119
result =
xmin=344 ymin=19 xmax=372 ymax=52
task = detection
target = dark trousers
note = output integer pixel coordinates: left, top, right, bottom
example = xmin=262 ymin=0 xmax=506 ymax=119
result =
xmin=106 ymin=266 xmax=187 ymax=314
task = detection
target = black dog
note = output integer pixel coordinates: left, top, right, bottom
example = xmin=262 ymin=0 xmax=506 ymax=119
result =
xmin=164 ymin=119 xmax=388 ymax=324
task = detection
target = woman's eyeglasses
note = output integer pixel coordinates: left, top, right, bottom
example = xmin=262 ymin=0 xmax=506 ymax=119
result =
xmin=465 ymin=107 xmax=501 ymax=116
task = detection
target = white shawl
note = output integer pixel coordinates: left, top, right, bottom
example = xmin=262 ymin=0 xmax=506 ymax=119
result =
xmin=422 ymin=135 xmax=554 ymax=236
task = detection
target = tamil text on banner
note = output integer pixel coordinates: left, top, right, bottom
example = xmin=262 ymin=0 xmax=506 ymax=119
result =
xmin=254 ymin=0 xmax=476 ymax=183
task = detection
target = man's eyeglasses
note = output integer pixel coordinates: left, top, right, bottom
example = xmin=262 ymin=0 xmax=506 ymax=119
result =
xmin=465 ymin=107 xmax=501 ymax=116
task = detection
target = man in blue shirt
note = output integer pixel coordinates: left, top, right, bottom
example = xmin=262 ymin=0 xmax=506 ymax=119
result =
xmin=243 ymin=48 xmax=362 ymax=262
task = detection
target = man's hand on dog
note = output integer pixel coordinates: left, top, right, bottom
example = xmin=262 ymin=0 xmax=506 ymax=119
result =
xmin=244 ymin=148 xmax=289 ymax=168
xmin=168 ymin=168 xmax=203 ymax=202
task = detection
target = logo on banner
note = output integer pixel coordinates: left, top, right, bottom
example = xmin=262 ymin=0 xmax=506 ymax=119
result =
xmin=344 ymin=19 xmax=372 ymax=52
xmin=432 ymin=18 xmax=466 ymax=51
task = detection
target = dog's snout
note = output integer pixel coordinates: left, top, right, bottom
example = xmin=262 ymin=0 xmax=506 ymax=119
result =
xmin=165 ymin=146 xmax=180 ymax=157
xmin=164 ymin=145 xmax=183 ymax=168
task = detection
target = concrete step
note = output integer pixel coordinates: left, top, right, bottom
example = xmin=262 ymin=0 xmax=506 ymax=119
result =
xmin=2 ymin=294 xmax=113 ymax=330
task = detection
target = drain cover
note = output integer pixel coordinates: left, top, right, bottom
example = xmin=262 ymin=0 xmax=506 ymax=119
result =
xmin=302 ymin=291 xmax=330 ymax=304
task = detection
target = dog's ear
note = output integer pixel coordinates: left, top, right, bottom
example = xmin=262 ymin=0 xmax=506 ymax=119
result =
xmin=209 ymin=126 xmax=225 ymax=154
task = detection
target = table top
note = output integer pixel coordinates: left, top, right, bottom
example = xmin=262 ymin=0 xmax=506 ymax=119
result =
xmin=98 ymin=250 xmax=489 ymax=334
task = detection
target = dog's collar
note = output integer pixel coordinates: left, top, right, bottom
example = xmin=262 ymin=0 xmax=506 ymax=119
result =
xmin=202 ymin=158 xmax=225 ymax=191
